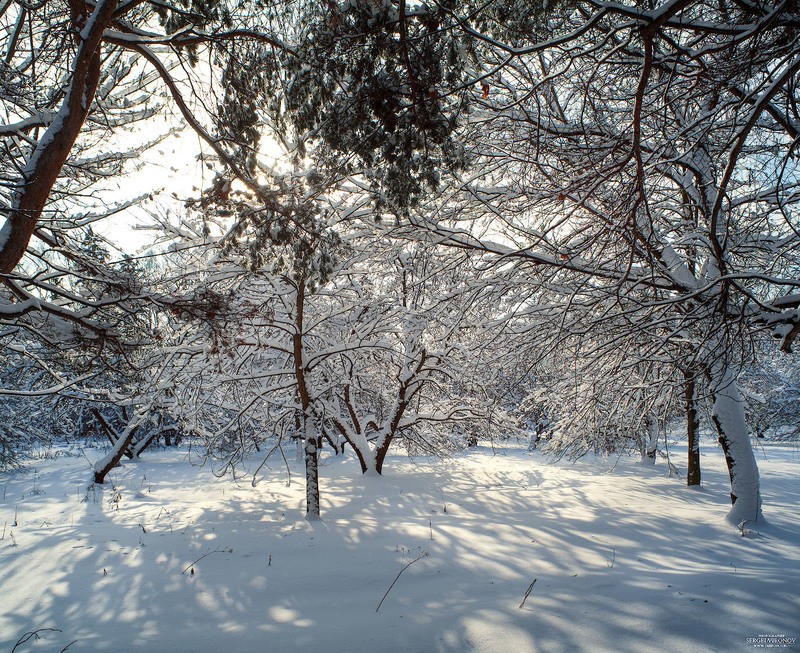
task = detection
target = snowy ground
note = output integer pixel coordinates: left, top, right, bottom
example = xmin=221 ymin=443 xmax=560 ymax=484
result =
xmin=1 ymin=439 xmax=798 ymax=653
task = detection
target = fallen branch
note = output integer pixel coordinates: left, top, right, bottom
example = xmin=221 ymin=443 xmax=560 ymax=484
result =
xmin=375 ymin=551 xmax=429 ymax=612
xmin=12 ymin=629 xmax=62 ymax=653
xmin=181 ymin=547 xmax=232 ymax=575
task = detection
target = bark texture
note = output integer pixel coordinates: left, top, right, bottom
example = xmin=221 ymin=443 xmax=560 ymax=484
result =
xmin=708 ymin=361 xmax=763 ymax=524
xmin=0 ymin=0 xmax=118 ymax=273
xmin=685 ymin=371 xmax=701 ymax=487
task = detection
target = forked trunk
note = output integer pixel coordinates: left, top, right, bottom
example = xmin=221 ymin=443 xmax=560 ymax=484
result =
xmin=356 ymin=432 xmax=394 ymax=476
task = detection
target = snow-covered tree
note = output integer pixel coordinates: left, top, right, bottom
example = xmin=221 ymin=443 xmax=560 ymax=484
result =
xmin=158 ymin=209 xmax=506 ymax=517
xmin=266 ymin=0 xmax=800 ymax=525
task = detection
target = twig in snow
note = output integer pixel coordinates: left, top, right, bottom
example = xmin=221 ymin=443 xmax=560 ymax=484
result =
xmin=12 ymin=629 xmax=62 ymax=653
xmin=181 ymin=547 xmax=232 ymax=575
xmin=519 ymin=579 xmax=537 ymax=608
xmin=155 ymin=507 xmax=173 ymax=531
xmin=375 ymin=551 xmax=429 ymax=612
xmin=607 ymin=548 xmax=616 ymax=568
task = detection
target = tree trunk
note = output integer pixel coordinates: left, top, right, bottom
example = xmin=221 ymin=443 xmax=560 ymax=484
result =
xmin=642 ymin=415 xmax=658 ymax=464
xmin=294 ymin=408 xmax=303 ymax=462
xmin=373 ymin=434 xmax=393 ymax=475
xmin=131 ymin=432 xmax=158 ymax=458
xmin=685 ymin=370 xmax=701 ymax=486
xmin=0 ymin=0 xmax=118 ymax=273
xmin=331 ymin=422 xmax=375 ymax=475
xmin=350 ymin=439 xmax=370 ymax=474
xmin=321 ymin=427 xmax=345 ymax=454
xmin=292 ymin=279 xmax=322 ymax=518
xmin=303 ymin=418 xmax=321 ymax=519
xmin=707 ymin=360 xmax=763 ymax=525
xmin=92 ymin=408 xmax=136 ymax=459
xmin=93 ymin=426 xmax=136 ymax=484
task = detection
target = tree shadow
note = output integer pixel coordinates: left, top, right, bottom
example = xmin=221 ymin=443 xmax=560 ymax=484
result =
xmin=0 ymin=445 xmax=797 ymax=652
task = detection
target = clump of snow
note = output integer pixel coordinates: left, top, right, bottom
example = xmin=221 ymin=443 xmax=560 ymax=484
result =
xmin=1 ymin=442 xmax=797 ymax=652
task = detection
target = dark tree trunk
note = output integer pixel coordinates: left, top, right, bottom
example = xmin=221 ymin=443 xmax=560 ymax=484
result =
xmin=685 ymin=370 xmax=701 ymax=486
xmin=94 ymin=427 xmax=136 ymax=484
xmin=374 ymin=436 xmax=394 ymax=475
xmin=132 ymin=432 xmax=159 ymax=458
xmin=292 ymin=279 xmax=321 ymax=518
xmin=321 ymin=427 xmax=345 ymax=454
xmin=92 ymin=408 xmax=136 ymax=459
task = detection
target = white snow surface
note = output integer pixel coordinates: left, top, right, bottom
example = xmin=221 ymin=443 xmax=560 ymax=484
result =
xmin=1 ymin=441 xmax=798 ymax=652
